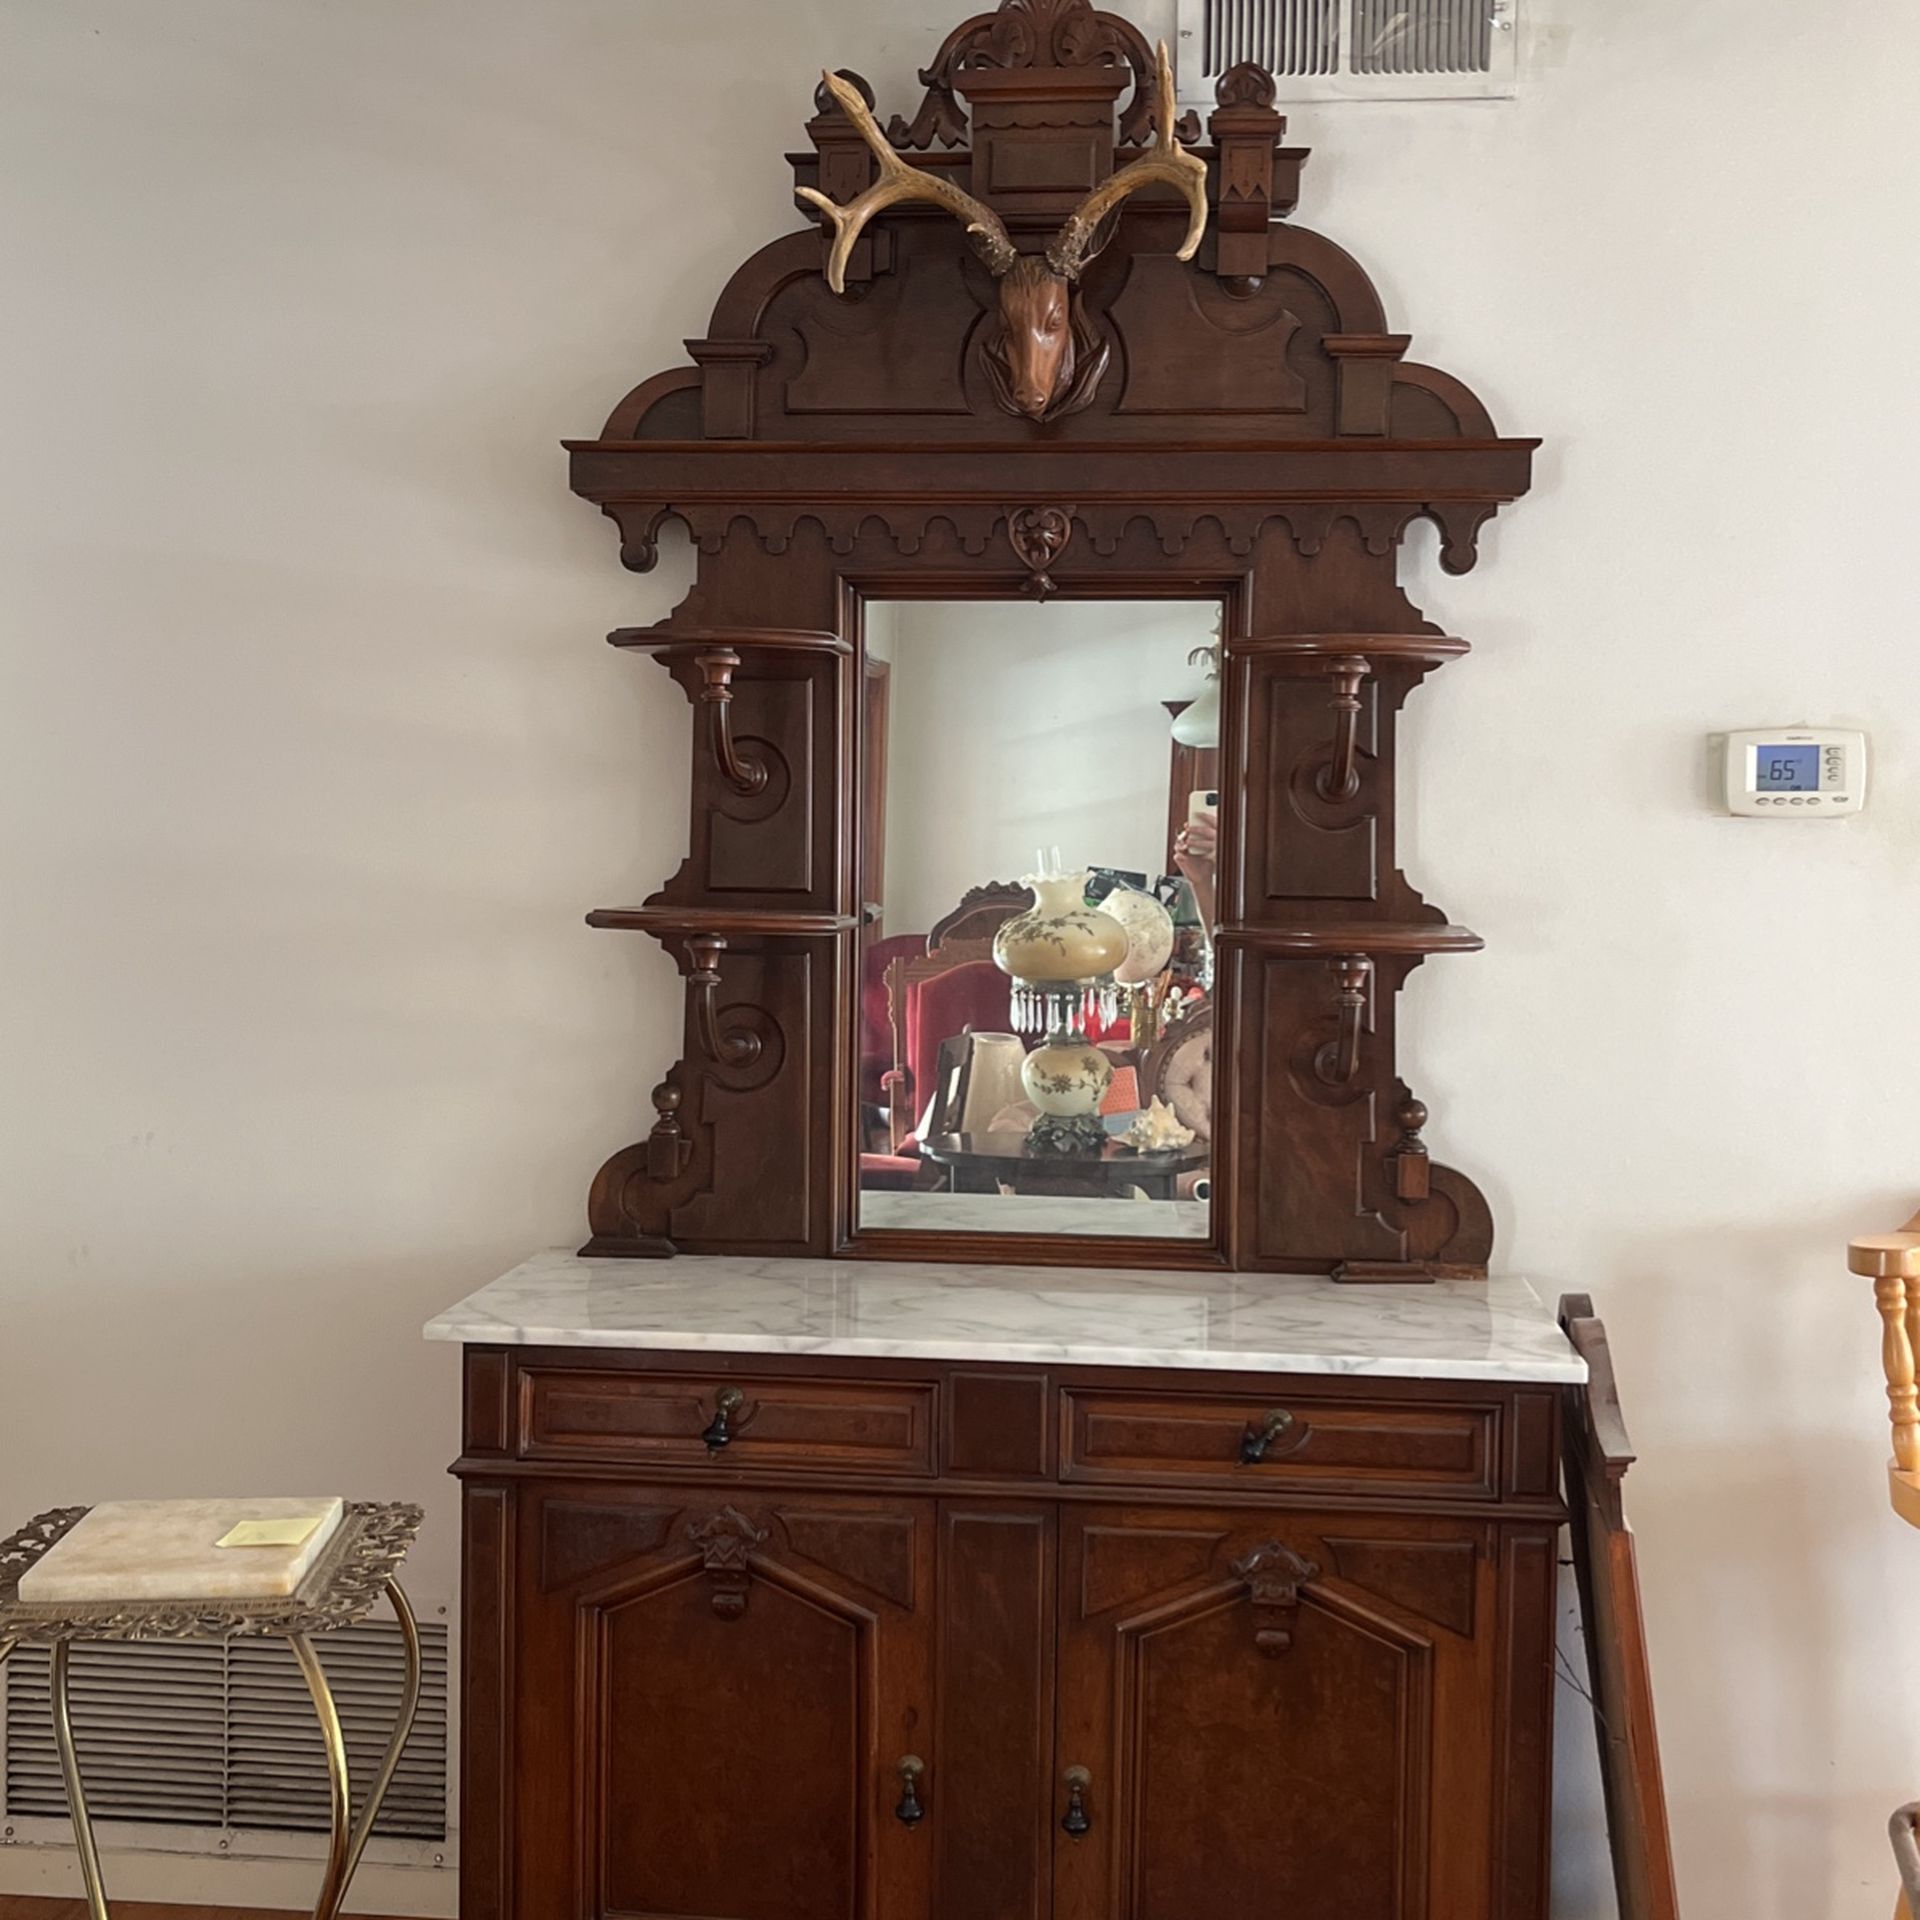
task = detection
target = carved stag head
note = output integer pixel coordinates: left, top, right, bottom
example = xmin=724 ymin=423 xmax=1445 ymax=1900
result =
xmin=799 ymin=42 xmax=1208 ymax=423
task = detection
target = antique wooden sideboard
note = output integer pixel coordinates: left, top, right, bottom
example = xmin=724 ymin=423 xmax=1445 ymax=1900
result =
xmin=422 ymin=1 xmax=1669 ymax=1913
xmin=432 ymin=1255 xmax=1586 ymax=1920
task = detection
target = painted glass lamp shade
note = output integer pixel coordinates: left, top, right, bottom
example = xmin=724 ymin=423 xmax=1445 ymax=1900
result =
xmin=1098 ymin=884 xmax=1175 ymax=986
xmin=992 ymin=866 xmax=1127 ymax=1150
xmin=993 ymin=871 xmax=1129 ymax=986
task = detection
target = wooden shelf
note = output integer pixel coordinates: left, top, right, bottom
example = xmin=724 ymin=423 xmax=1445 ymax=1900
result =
xmin=608 ymin=625 xmax=851 ymax=656
xmin=586 ymin=907 xmax=858 ymax=935
xmin=1214 ymin=923 xmax=1484 ymax=956
xmin=1237 ymin=633 xmax=1470 ymax=667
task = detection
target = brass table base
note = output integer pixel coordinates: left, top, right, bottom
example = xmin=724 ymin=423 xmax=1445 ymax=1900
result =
xmin=0 ymin=1504 xmax=424 ymax=1920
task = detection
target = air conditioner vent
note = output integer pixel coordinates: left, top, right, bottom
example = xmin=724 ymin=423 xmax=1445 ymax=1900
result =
xmin=1179 ymin=0 xmax=1517 ymax=101
xmin=4 ymin=1618 xmax=448 ymax=1842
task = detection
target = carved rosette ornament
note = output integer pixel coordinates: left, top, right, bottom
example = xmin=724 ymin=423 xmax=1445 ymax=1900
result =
xmin=1006 ymin=505 xmax=1075 ymax=596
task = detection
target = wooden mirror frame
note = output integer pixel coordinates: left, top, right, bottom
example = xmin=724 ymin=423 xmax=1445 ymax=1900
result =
xmin=568 ymin=0 xmax=1536 ymax=1279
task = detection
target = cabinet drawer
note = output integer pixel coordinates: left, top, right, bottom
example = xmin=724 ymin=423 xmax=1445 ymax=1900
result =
xmin=1060 ymin=1385 xmax=1497 ymax=1499
xmin=521 ymin=1367 xmax=936 ymax=1474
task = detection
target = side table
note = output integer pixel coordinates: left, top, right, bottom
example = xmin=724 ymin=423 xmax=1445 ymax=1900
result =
xmin=0 ymin=1501 xmax=423 ymax=1920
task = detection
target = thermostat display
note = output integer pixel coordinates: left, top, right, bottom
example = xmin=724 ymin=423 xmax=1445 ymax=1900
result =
xmin=1754 ymin=745 xmax=1819 ymax=792
xmin=1722 ymin=727 xmax=1866 ymax=817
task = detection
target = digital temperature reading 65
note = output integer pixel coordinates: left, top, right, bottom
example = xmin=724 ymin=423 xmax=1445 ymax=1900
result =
xmin=1721 ymin=728 xmax=1867 ymax=817
xmin=1754 ymin=745 xmax=1819 ymax=792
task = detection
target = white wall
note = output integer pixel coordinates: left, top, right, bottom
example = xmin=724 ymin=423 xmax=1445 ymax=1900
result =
xmin=2 ymin=2 xmax=1917 ymax=1915
xmin=877 ymin=599 xmax=1214 ymax=934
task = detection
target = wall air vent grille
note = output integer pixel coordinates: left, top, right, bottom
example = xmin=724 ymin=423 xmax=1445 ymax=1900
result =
xmin=1178 ymin=0 xmax=1517 ymax=101
xmin=3 ymin=1618 xmax=448 ymax=1842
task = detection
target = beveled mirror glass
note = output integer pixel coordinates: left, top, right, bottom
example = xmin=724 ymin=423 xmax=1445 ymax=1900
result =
xmin=855 ymin=598 xmax=1221 ymax=1241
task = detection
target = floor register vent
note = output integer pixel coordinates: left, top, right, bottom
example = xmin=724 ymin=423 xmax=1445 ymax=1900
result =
xmin=3 ymin=1618 xmax=448 ymax=1849
xmin=1178 ymin=0 xmax=1518 ymax=100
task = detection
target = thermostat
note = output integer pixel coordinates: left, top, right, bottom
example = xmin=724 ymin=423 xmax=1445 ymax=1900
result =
xmin=1722 ymin=727 xmax=1867 ymax=817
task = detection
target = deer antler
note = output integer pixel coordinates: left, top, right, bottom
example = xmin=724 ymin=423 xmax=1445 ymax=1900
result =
xmin=798 ymin=70 xmax=1019 ymax=292
xmin=1046 ymin=41 xmax=1208 ymax=282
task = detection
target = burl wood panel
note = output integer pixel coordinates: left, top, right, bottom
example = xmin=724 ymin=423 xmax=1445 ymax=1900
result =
xmin=565 ymin=0 xmax=1536 ymax=1277
xmin=518 ymin=1483 xmax=936 ymax=1920
xmin=1054 ymin=1505 xmax=1452 ymax=1920
xmin=946 ymin=1368 xmax=1053 ymax=1477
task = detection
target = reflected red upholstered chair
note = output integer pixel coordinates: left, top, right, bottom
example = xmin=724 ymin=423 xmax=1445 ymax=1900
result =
xmin=894 ymin=962 xmax=1013 ymax=1150
xmin=877 ymin=884 xmax=1029 ymax=1155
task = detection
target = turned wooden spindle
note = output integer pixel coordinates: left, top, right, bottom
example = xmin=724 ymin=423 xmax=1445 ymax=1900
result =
xmin=1850 ymin=1214 xmax=1920 ymax=1507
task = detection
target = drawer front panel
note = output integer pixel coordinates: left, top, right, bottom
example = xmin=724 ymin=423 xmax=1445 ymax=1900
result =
xmin=1060 ymin=1386 xmax=1497 ymax=1498
xmin=521 ymin=1368 xmax=936 ymax=1474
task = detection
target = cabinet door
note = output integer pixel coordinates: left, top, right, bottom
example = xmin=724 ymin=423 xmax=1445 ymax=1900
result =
xmin=1053 ymin=1505 xmax=1508 ymax=1920
xmin=514 ymin=1485 xmax=936 ymax=1920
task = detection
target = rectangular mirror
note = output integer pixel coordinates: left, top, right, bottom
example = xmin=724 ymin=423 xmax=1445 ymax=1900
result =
xmin=856 ymin=598 xmax=1221 ymax=1242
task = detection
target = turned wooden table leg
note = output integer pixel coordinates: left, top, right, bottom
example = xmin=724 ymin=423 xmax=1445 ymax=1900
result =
xmin=1851 ymin=1222 xmax=1920 ymax=1512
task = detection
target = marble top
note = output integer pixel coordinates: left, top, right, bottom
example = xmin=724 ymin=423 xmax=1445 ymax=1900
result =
xmin=424 ymin=1251 xmax=1583 ymax=1384
xmin=17 ymin=1498 xmax=345 ymax=1603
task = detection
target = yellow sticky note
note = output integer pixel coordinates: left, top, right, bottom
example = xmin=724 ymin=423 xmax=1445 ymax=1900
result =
xmin=216 ymin=1517 xmax=322 ymax=1550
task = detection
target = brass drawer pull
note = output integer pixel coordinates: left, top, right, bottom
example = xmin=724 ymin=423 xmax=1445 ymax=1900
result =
xmin=894 ymin=1754 xmax=927 ymax=1826
xmin=1061 ymin=1765 xmax=1092 ymax=1837
xmin=1239 ymin=1408 xmax=1297 ymax=1465
xmin=699 ymin=1387 xmax=758 ymax=1452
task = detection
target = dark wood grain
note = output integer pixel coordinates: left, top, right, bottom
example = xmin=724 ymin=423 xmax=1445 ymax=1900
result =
xmin=1560 ymin=1294 xmax=1681 ymax=1920
xmin=1060 ymin=1381 xmax=1498 ymax=1498
xmin=455 ymin=1341 xmax=1567 ymax=1920
xmin=520 ymin=1364 xmax=937 ymax=1474
xmin=1052 ymin=1503 xmax=1480 ymax=1920
xmin=564 ymin=0 xmax=1534 ymax=1276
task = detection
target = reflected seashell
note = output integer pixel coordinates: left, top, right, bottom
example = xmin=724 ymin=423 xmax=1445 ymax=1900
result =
xmin=1121 ymin=1096 xmax=1196 ymax=1153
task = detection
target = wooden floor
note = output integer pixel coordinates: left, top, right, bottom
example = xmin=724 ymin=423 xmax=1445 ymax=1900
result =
xmin=0 ymin=1902 xmax=413 ymax=1920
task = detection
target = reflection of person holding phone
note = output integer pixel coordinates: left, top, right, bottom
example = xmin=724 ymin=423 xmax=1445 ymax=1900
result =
xmin=1173 ymin=792 xmax=1217 ymax=942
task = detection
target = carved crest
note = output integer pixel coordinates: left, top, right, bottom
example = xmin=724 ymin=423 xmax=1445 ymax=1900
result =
xmin=687 ymin=1507 xmax=768 ymax=1620
xmin=889 ymin=0 xmax=1161 ymax=150
xmin=1232 ymin=1540 xmax=1320 ymax=1657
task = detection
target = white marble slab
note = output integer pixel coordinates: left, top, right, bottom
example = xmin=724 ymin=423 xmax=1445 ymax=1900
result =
xmin=425 ymin=1251 xmax=1583 ymax=1384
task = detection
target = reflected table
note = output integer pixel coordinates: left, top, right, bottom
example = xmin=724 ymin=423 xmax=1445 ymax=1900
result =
xmin=922 ymin=1130 xmax=1209 ymax=1203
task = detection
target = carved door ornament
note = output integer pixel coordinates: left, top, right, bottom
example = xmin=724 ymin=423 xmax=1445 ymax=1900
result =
xmin=1231 ymin=1540 xmax=1320 ymax=1657
xmin=565 ymin=0 xmax=1537 ymax=1278
xmin=687 ymin=1508 xmax=768 ymax=1620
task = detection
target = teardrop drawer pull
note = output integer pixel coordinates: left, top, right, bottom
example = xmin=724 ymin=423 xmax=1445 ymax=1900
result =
xmin=1061 ymin=1766 xmax=1092 ymax=1837
xmin=895 ymin=1754 xmax=927 ymax=1826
